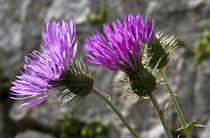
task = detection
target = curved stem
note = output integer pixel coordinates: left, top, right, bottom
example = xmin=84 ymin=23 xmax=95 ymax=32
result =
xmin=92 ymin=88 xmax=141 ymax=138
xmin=161 ymin=72 xmax=192 ymax=138
xmin=148 ymin=92 xmax=173 ymax=138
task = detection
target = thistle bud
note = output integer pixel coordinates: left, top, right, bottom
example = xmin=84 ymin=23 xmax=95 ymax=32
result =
xmin=147 ymin=38 xmax=169 ymax=69
xmin=127 ymin=67 xmax=156 ymax=97
xmin=65 ymin=70 xmax=93 ymax=98
xmin=147 ymin=33 xmax=178 ymax=69
xmin=61 ymin=60 xmax=93 ymax=103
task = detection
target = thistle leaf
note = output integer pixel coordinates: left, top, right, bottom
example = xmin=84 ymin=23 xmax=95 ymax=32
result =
xmin=177 ymin=120 xmax=210 ymax=131
xmin=162 ymin=101 xmax=170 ymax=112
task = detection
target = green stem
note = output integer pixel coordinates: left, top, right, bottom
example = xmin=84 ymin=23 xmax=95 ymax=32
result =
xmin=161 ymin=72 xmax=192 ymax=138
xmin=148 ymin=92 xmax=173 ymax=138
xmin=92 ymin=88 xmax=141 ymax=138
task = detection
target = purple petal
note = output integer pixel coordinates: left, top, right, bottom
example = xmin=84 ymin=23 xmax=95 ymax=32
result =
xmin=84 ymin=13 xmax=155 ymax=72
xmin=19 ymin=95 xmax=49 ymax=107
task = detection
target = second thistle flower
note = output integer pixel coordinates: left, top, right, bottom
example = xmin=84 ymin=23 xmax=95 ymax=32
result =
xmin=84 ymin=13 xmax=156 ymax=96
xmin=10 ymin=19 xmax=93 ymax=106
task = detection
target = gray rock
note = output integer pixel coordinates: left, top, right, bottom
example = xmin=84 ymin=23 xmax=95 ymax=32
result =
xmin=0 ymin=0 xmax=53 ymax=77
xmin=141 ymin=124 xmax=165 ymax=138
xmin=9 ymin=95 xmax=74 ymax=130
xmin=45 ymin=0 xmax=90 ymax=24
xmin=194 ymin=58 xmax=210 ymax=120
xmin=199 ymin=118 xmax=210 ymax=138
xmin=14 ymin=130 xmax=55 ymax=138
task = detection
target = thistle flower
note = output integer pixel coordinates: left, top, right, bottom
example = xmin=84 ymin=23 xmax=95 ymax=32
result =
xmin=84 ymin=13 xmax=156 ymax=96
xmin=84 ymin=13 xmax=155 ymax=73
xmin=10 ymin=19 xmax=93 ymax=107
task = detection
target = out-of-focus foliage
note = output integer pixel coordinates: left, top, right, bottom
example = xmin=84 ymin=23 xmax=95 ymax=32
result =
xmin=81 ymin=118 xmax=111 ymax=138
xmin=0 ymin=66 xmax=5 ymax=99
xmin=60 ymin=112 xmax=111 ymax=138
xmin=194 ymin=22 xmax=210 ymax=64
xmin=3 ymin=115 xmax=17 ymax=138
xmin=60 ymin=112 xmax=83 ymax=138
xmin=0 ymin=66 xmax=12 ymax=101
xmin=86 ymin=3 xmax=108 ymax=24
xmin=0 ymin=67 xmax=16 ymax=138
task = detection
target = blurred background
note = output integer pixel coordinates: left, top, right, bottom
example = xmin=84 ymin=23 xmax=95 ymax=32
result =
xmin=0 ymin=0 xmax=210 ymax=138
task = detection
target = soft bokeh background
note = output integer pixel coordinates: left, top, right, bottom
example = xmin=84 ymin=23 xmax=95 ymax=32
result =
xmin=0 ymin=0 xmax=210 ymax=138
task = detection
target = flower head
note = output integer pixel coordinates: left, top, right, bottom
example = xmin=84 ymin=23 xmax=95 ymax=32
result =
xmin=84 ymin=13 xmax=157 ymax=97
xmin=147 ymin=33 xmax=178 ymax=69
xmin=10 ymin=19 xmax=78 ymax=107
xmin=84 ymin=13 xmax=155 ymax=73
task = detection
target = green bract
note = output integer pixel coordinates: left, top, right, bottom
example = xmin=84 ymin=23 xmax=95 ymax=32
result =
xmin=61 ymin=59 xmax=93 ymax=104
xmin=127 ymin=67 xmax=156 ymax=97
xmin=146 ymin=33 xmax=178 ymax=70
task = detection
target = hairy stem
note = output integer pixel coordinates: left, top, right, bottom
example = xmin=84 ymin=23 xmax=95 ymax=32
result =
xmin=92 ymin=88 xmax=141 ymax=138
xmin=148 ymin=92 xmax=173 ymax=138
xmin=161 ymin=72 xmax=192 ymax=138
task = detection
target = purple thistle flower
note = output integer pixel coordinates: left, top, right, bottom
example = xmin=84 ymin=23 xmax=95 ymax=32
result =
xmin=10 ymin=19 xmax=78 ymax=107
xmin=84 ymin=13 xmax=155 ymax=72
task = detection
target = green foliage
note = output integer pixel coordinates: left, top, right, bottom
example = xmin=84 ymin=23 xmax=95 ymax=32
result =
xmin=81 ymin=118 xmax=111 ymax=138
xmin=60 ymin=112 xmax=83 ymax=138
xmin=86 ymin=3 xmax=108 ymax=24
xmin=60 ymin=113 xmax=111 ymax=138
xmin=177 ymin=120 xmax=209 ymax=131
xmin=194 ymin=22 xmax=210 ymax=64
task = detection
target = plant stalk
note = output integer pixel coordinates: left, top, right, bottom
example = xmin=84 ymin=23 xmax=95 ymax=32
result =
xmin=161 ymin=72 xmax=192 ymax=138
xmin=92 ymin=88 xmax=141 ymax=138
xmin=148 ymin=92 xmax=173 ymax=138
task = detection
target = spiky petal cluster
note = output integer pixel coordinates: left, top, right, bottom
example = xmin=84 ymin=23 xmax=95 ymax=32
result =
xmin=10 ymin=19 xmax=78 ymax=107
xmin=84 ymin=13 xmax=155 ymax=72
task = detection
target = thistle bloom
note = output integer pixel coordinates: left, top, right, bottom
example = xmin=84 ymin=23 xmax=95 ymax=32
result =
xmin=10 ymin=19 xmax=78 ymax=107
xmin=84 ymin=13 xmax=157 ymax=96
xmin=84 ymin=13 xmax=155 ymax=73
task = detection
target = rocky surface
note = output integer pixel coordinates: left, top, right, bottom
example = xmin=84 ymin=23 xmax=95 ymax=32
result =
xmin=9 ymin=97 xmax=64 ymax=130
xmin=199 ymin=118 xmax=210 ymax=138
xmin=1 ymin=0 xmax=210 ymax=138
